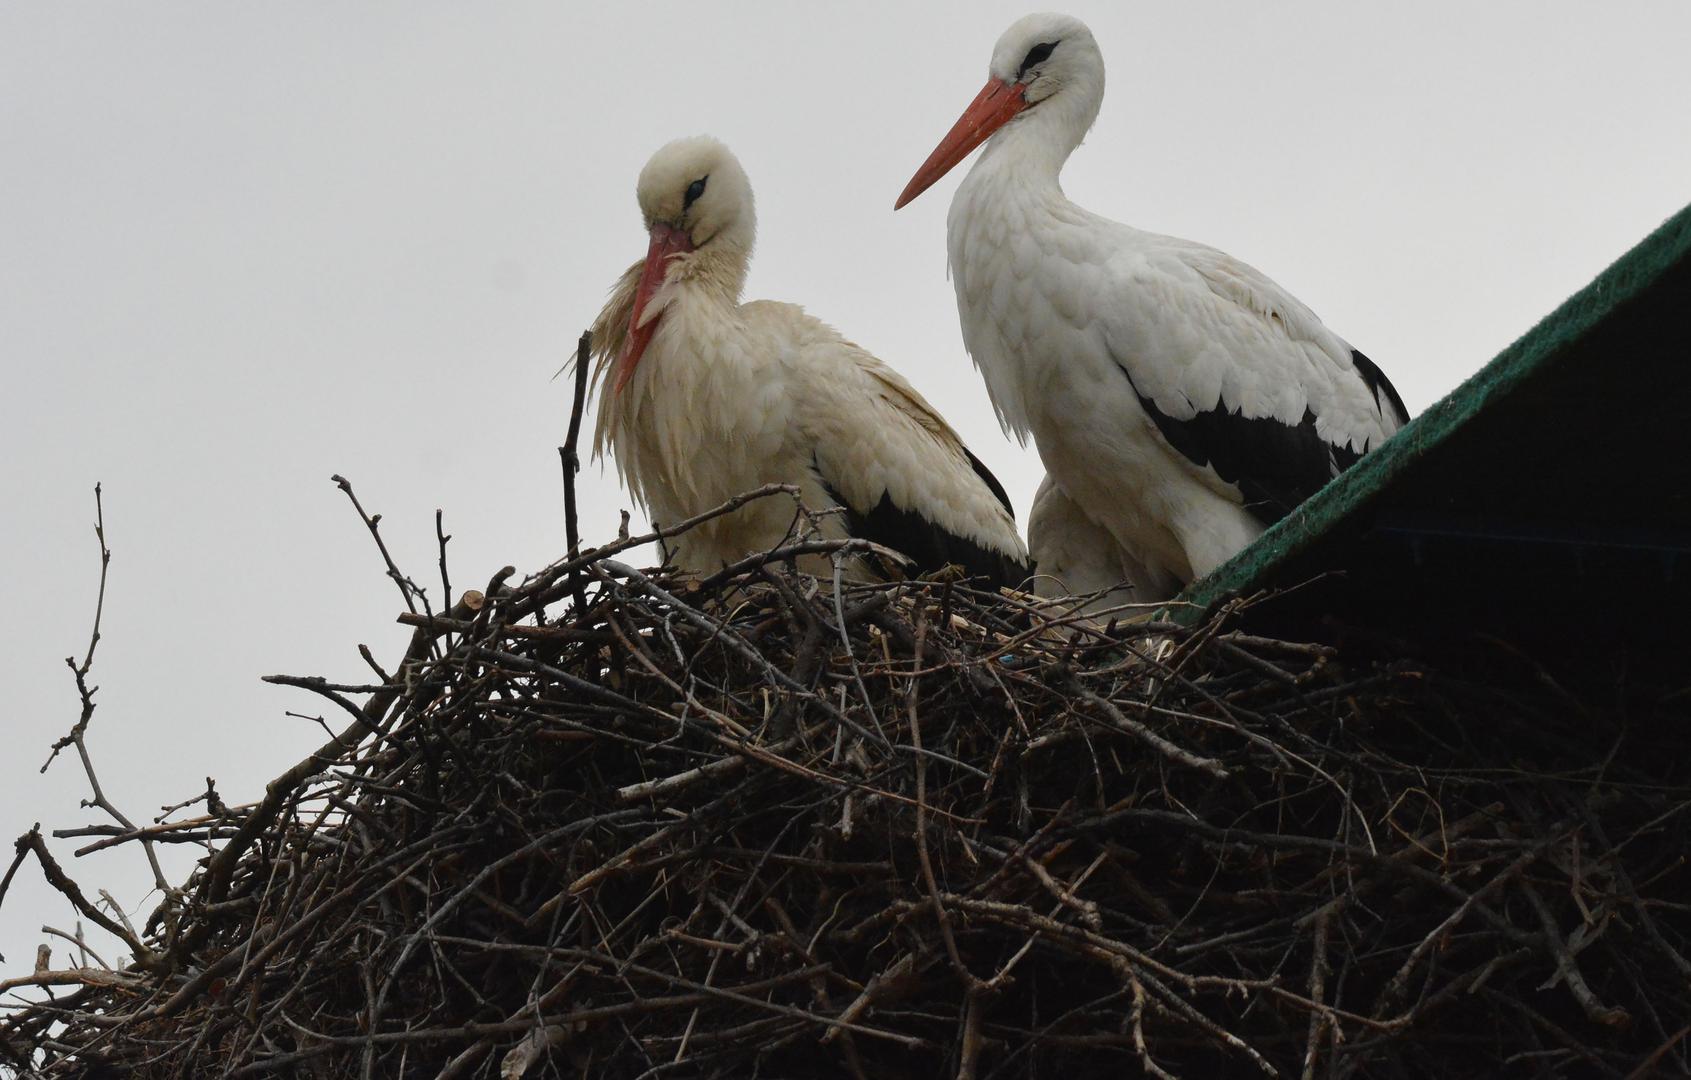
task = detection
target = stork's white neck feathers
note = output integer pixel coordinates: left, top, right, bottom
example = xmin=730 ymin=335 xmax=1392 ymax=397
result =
xmin=946 ymin=94 xmax=1105 ymax=442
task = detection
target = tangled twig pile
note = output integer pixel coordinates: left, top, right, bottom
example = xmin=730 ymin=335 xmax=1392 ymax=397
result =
xmin=3 ymin=448 xmax=1689 ymax=1076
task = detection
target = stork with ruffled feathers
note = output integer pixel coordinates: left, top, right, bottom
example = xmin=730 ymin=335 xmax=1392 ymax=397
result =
xmin=897 ymin=13 xmax=1409 ymax=603
xmin=589 ymin=136 xmax=1029 ymax=587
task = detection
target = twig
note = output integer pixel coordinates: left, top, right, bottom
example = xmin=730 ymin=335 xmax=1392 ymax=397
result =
xmin=560 ymin=329 xmax=593 ymax=614
xmin=12 ymin=828 xmax=153 ymax=968
xmin=1069 ymin=680 xmax=1228 ymax=779
xmin=331 ymin=474 xmax=425 ymax=617
xmin=36 ymin=486 xmax=173 ymax=897
xmin=1523 ymin=879 xmax=1632 ymax=1029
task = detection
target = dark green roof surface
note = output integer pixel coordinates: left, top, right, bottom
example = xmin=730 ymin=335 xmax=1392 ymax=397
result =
xmin=1179 ymin=200 xmax=1691 ymax=654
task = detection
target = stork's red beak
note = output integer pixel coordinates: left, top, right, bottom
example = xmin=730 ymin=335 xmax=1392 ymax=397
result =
xmin=616 ymin=221 xmax=695 ymax=391
xmin=895 ymin=77 xmax=1027 ymax=210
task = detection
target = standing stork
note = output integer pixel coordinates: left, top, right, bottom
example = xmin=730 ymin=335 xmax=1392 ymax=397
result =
xmin=589 ymin=136 xmax=1029 ymax=587
xmin=895 ymin=13 xmax=1409 ymax=602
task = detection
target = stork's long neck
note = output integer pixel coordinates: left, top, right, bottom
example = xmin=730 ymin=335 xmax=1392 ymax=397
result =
xmin=676 ymin=242 xmax=751 ymax=311
xmin=965 ymin=81 xmax=1100 ymax=202
xmin=945 ymin=82 xmax=1100 ymax=443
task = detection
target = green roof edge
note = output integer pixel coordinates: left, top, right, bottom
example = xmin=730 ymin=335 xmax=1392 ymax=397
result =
xmin=1175 ymin=199 xmax=1691 ymax=619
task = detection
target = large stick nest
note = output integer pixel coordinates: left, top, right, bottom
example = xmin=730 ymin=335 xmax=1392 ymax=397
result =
xmin=3 ymin=488 xmax=1689 ymax=1079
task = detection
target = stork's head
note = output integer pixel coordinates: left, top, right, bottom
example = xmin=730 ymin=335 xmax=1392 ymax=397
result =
xmin=616 ymin=136 xmax=756 ymax=390
xmin=895 ymin=12 xmax=1103 ymax=210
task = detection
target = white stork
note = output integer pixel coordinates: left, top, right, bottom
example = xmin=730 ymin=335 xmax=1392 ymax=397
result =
xmin=895 ymin=13 xmax=1409 ymax=602
xmin=589 ymin=136 xmax=1029 ymax=587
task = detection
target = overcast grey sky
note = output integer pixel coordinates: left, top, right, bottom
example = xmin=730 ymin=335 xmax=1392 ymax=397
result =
xmin=5 ymin=1 xmax=1691 ymax=981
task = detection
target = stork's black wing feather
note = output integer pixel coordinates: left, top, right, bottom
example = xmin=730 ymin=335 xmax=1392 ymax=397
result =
xmin=964 ymin=446 xmax=1017 ymax=520
xmin=1121 ymin=347 xmax=1404 ymax=527
xmin=1136 ymin=396 xmax=1340 ymax=526
xmin=816 ymin=455 xmax=1028 ymax=588
xmin=1350 ymin=347 xmax=1411 ymax=429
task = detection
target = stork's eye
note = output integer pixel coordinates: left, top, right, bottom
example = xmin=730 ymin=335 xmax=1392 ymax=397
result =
xmin=1017 ymin=41 xmax=1058 ymax=78
xmin=684 ymin=177 xmax=708 ymax=208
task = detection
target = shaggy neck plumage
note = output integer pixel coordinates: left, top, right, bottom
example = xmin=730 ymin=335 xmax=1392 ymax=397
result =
xmin=673 ymin=237 xmax=752 ymax=310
